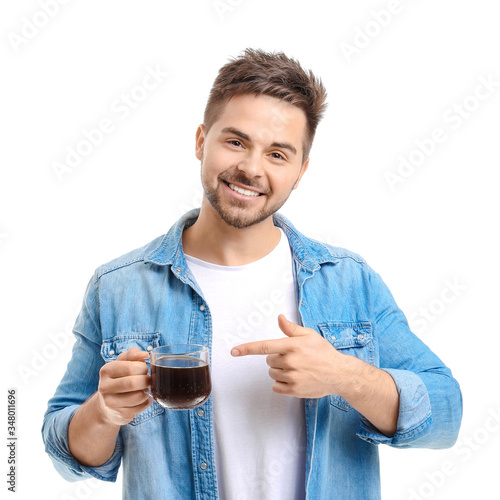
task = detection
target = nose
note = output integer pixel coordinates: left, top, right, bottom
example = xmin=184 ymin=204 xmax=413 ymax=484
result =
xmin=236 ymin=152 xmax=264 ymax=178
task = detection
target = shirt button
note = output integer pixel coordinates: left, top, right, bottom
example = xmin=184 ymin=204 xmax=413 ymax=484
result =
xmin=146 ymin=345 xmax=153 ymax=352
xmin=109 ymin=350 xmax=115 ymax=356
xmin=357 ymin=334 xmax=364 ymax=341
xmin=197 ymin=409 xmax=204 ymax=417
xmin=199 ymin=304 xmax=205 ymax=311
xmin=200 ymin=462 xmax=208 ymax=470
xmin=331 ymin=336 xmax=336 ymax=342
xmin=176 ymin=267 xmax=182 ymax=272
xmin=308 ymin=400 xmax=313 ymax=407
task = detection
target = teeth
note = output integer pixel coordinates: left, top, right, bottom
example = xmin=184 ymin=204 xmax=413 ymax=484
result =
xmin=228 ymin=183 xmax=260 ymax=197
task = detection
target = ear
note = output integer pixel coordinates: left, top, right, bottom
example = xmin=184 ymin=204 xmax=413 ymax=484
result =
xmin=195 ymin=124 xmax=206 ymax=161
xmin=293 ymin=157 xmax=309 ymax=190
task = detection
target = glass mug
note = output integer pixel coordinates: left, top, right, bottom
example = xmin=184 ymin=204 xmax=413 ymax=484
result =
xmin=150 ymin=344 xmax=212 ymax=410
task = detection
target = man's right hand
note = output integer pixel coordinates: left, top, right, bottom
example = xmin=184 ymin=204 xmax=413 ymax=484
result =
xmin=96 ymin=347 xmax=153 ymax=426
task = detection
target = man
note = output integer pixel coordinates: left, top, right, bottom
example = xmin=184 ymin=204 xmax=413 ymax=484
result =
xmin=43 ymin=49 xmax=462 ymax=500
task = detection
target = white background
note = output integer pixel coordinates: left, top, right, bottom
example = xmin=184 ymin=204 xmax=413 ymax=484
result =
xmin=1 ymin=1 xmax=499 ymax=499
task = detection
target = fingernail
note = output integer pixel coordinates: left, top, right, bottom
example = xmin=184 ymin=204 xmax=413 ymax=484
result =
xmin=231 ymin=348 xmax=240 ymax=356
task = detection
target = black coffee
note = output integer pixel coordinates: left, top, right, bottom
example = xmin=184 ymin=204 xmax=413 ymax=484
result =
xmin=151 ymin=356 xmax=211 ymax=410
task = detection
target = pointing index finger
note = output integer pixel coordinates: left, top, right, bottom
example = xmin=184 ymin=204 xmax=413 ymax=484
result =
xmin=231 ymin=338 xmax=288 ymax=357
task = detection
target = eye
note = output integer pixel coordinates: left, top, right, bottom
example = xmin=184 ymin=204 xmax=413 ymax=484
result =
xmin=227 ymin=140 xmax=243 ymax=148
xmin=270 ymin=152 xmax=286 ymax=161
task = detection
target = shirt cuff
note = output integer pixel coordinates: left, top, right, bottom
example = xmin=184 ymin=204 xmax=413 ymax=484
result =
xmin=356 ymin=368 xmax=433 ymax=447
xmin=43 ymin=405 xmax=122 ymax=482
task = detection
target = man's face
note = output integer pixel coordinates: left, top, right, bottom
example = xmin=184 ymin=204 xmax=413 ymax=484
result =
xmin=196 ymin=94 xmax=310 ymax=229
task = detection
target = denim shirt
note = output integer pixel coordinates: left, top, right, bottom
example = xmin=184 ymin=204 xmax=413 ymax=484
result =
xmin=42 ymin=209 xmax=462 ymax=500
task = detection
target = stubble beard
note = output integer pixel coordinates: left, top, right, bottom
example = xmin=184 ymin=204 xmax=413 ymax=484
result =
xmin=201 ymin=165 xmax=293 ymax=230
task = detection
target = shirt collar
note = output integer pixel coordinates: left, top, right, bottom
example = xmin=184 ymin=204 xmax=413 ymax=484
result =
xmin=144 ymin=208 xmax=340 ymax=271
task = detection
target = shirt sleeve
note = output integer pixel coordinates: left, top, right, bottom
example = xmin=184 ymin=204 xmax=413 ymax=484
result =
xmin=356 ymin=268 xmax=463 ymax=448
xmin=41 ymin=273 xmax=123 ymax=481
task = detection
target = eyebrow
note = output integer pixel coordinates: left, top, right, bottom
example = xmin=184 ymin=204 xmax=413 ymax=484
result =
xmin=220 ymin=127 xmax=298 ymax=156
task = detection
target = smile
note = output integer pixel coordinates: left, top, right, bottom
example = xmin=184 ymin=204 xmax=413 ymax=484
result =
xmin=227 ymin=183 xmax=262 ymax=197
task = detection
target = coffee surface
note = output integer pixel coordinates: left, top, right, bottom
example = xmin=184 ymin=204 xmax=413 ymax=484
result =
xmin=151 ymin=356 xmax=211 ymax=410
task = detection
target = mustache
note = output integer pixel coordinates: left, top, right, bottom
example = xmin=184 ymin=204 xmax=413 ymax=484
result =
xmin=219 ymin=171 xmax=270 ymax=195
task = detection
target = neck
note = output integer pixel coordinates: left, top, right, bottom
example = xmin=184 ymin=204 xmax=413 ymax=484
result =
xmin=182 ymin=200 xmax=281 ymax=266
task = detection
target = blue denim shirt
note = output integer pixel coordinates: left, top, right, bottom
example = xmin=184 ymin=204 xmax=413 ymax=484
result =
xmin=42 ymin=209 xmax=462 ymax=500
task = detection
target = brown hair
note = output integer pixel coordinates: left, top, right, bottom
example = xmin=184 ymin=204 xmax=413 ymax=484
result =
xmin=203 ymin=48 xmax=328 ymax=161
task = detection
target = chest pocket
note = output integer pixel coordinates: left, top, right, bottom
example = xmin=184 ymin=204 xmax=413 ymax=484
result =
xmin=101 ymin=333 xmax=164 ymax=425
xmin=318 ymin=322 xmax=374 ymax=412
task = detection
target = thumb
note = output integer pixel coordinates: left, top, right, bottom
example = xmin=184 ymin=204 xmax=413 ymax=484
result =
xmin=278 ymin=314 xmax=307 ymax=337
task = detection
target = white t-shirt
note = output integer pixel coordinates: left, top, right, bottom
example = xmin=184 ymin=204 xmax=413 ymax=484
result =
xmin=185 ymin=229 xmax=306 ymax=500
